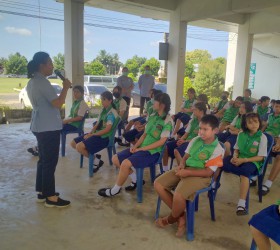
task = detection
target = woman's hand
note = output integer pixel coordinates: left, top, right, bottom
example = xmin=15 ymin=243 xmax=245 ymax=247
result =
xmin=62 ymin=78 xmax=72 ymax=89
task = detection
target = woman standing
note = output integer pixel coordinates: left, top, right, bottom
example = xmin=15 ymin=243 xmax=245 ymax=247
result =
xmin=27 ymin=52 xmax=71 ymax=208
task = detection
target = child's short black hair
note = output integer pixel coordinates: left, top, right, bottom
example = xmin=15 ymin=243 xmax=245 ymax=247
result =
xmin=259 ymin=96 xmax=270 ymax=103
xmin=244 ymin=89 xmax=252 ymax=96
xmin=241 ymin=113 xmax=262 ymax=132
xmin=194 ymin=102 xmax=207 ymax=114
xmin=274 ymin=100 xmax=280 ymax=105
xmin=222 ymin=91 xmax=229 ymax=97
xmin=73 ymin=85 xmax=84 ymax=95
xmin=235 ymin=96 xmax=244 ymax=102
xmin=243 ymin=101 xmax=253 ymax=113
xmin=200 ymin=115 xmax=219 ymax=129
xmin=152 ymin=89 xmax=162 ymax=97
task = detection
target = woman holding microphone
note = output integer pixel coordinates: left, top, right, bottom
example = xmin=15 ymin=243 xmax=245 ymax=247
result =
xmin=27 ymin=51 xmax=71 ymax=208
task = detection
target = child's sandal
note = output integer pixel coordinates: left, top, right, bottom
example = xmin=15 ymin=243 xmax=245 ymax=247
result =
xmin=155 ymin=216 xmax=170 ymax=228
xmin=236 ymin=206 xmax=248 ymax=216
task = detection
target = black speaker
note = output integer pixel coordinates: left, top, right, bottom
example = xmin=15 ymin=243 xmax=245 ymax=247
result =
xmin=159 ymin=42 xmax=168 ymax=60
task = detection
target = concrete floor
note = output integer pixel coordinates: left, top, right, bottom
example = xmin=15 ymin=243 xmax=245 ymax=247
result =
xmin=0 ymin=118 xmax=279 ymax=250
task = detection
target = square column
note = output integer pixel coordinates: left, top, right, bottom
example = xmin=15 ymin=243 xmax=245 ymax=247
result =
xmin=64 ymin=0 xmax=84 ymax=116
xmin=167 ymin=8 xmax=187 ymax=114
xmin=225 ymin=21 xmax=254 ymax=98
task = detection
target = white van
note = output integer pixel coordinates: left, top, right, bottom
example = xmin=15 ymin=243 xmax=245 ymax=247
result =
xmin=84 ymin=75 xmax=117 ymax=90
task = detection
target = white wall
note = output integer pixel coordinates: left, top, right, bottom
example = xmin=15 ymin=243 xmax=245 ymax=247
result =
xmin=251 ymin=35 xmax=280 ymax=100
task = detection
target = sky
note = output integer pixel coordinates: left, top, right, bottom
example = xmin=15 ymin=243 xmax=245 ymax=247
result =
xmin=0 ymin=0 xmax=230 ymax=63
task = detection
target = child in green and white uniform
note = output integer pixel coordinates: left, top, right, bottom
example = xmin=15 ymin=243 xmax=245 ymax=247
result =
xmin=218 ymin=96 xmax=243 ymax=132
xmin=213 ymin=91 xmax=230 ymax=114
xmin=62 ymin=85 xmax=89 ymax=132
xmin=253 ymin=96 xmax=271 ymax=122
xmin=98 ymin=93 xmax=173 ymax=196
xmin=223 ymin=113 xmax=267 ymax=216
xmin=155 ymin=115 xmax=224 ymax=237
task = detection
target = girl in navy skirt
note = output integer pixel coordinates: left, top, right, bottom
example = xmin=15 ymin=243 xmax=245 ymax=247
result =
xmin=71 ymin=91 xmax=118 ymax=162
xmin=98 ymin=93 xmax=173 ymax=197
xmin=222 ymin=113 xmax=267 ymax=215
xmin=249 ymin=200 xmax=280 ymax=248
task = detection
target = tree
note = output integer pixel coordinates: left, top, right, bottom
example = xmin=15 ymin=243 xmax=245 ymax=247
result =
xmin=185 ymin=60 xmax=195 ymax=79
xmin=5 ymin=52 xmax=28 ymax=75
xmin=53 ymin=53 xmax=64 ymax=71
xmin=193 ymin=59 xmax=226 ymax=106
xmin=125 ymin=55 xmax=147 ymax=77
xmin=140 ymin=57 xmax=160 ymax=76
xmin=0 ymin=57 xmax=7 ymax=74
xmin=186 ymin=49 xmax=212 ymax=64
xmin=95 ymin=50 xmax=122 ymax=74
xmin=84 ymin=61 xmax=106 ymax=75
xmin=184 ymin=76 xmax=194 ymax=96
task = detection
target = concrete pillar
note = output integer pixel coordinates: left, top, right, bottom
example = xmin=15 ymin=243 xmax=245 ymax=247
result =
xmin=225 ymin=21 xmax=253 ymax=99
xmin=167 ymin=7 xmax=187 ymax=114
xmin=64 ymin=0 xmax=84 ymax=116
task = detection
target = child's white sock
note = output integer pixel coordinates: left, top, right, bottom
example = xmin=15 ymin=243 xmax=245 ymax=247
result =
xmin=106 ymin=184 xmax=121 ymax=196
xmin=163 ymin=165 xmax=169 ymax=172
xmin=129 ymin=168 xmax=137 ymax=183
xmin=264 ymin=180 xmax=273 ymax=188
xmin=251 ymin=176 xmax=257 ymax=181
xmin=237 ymin=199 xmax=246 ymax=208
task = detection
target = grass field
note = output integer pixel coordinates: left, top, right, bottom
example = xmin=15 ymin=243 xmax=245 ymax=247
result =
xmin=0 ymin=78 xmax=62 ymax=93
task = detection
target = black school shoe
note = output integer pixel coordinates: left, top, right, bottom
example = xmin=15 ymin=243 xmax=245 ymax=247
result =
xmin=125 ymin=180 xmax=145 ymax=191
xmin=93 ymin=160 xmax=104 ymax=173
xmin=45 ymin=197 xmax=71 ymax=208
xmin=27 ymin=147 xmax=39 ymax=156
xmin=98 ymin=188 xmax=121 ymax=197
xmin=37 ymin=192 xmax=60 ymax=203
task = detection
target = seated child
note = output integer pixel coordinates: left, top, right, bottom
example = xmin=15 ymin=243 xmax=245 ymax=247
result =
xmin=97 ymin=93 xmax=173 ymax=195
xmin=162 ymin=102 xmax=207 ymax=172
xmin=154 ymin=115 xmax=224 ymax=237
xmin=261 ymin=100 xmax=280 ymax=195
xmin=171 ymin=88 xmax=196 ymax=137
xmin=222 ymin=113 xmax=267 ymax=216
xmin=213 ymin=91 xmax=230 ymax=114
xmin=218 ymin=96 xmax=243 ymax=132
xmin=71 ymin=91 xmax=119 ymax=171
xmin=253 ymin=96 xmax=271 ymax=122
xmin=249 ymin=200 xmax=280 ymax=249
xmin=62 ymin=85 xmax=89 ymax=132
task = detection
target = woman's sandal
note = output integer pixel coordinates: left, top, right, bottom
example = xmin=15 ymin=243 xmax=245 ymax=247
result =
xmin=236 ymin=206 xmax=248 ymax=216
xmin=261 ymin=185 xmax=270 ymax=196
xmin=155 ymin=216 xmax=170 ymax=228
xmin=175 ymin=213 xmax=186 ymax=237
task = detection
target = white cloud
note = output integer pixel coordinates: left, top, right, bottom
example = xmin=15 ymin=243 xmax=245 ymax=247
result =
xmin=84 ymin=27 xmax=89 ymax=35
xmin=150 ymin=40 xmax=163 ymax=47
xmin=5 ymin=26 xmax=32 ymax=36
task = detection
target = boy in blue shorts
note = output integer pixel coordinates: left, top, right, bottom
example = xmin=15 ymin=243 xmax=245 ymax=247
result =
xmin=154 ymin=115 xmax=224 ymax=237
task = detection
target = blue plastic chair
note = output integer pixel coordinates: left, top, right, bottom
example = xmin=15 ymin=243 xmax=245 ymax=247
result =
xmin=61 ymin=110 xmax=89 ymax=157
xmin=134 ymin=141 xmax=167 ymax=203
xmin=80 ymin=118 xmax=120 ymax=177
xmin=250 ymin=239 xmax=257 ymax=250
xmin=155 ymin=142 xmax=225 ymax=241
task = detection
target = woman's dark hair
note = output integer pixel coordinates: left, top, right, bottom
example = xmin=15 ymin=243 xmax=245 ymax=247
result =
xmin=152 ymin=89 xmax=162 ymax=98
xmin=101 ymin=91 xmax=116 ymax=109
xmin=194 ymin=102 xmax=207 ymax=114
xmin=113 ymin=86 xmax=122 ymax=93
xmin=200 ymin=115 xmax=219 ymax=129
xmin=27 ymin=51 xmax=50 ymax=78
xmin=154 ymin=93 xmax=171 ymax=120
xmin=241 ymin=113 xmax=262 ymax=132
xmin=73 ymin=85 xmax=84 ymax=95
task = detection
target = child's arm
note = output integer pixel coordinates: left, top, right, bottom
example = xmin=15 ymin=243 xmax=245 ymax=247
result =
xmin=131 ymin=133 xmax=147 ymax=151
xmin=233 ymin=156 xmax=264 ymax=166
xmin=63 ymin=116 xmax=83 ymax=124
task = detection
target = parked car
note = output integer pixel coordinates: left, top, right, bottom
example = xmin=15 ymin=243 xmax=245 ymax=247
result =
xmin=84 ymin=75 xmax=117 ymax=90
xmin=84 ymin=84 xmax=109 ymax=105
xmin=19 ymin=83 xmax=62 ymax=108
xmin=131 ymin=83 xmax=167 ymax=107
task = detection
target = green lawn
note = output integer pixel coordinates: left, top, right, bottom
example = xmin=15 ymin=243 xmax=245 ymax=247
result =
xmin=0 ymin=78 xmax=62 ymax=93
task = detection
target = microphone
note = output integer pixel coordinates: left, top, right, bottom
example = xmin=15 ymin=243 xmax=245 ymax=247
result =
xmin=54 ymin=69 xmax=72 ymax=88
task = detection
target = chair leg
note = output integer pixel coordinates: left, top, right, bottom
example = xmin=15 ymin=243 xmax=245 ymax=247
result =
xmin=155 ymin=197 xmax=161 ymax=219
xmin=250 ymin=239 xmax=257 ymax=250
xmin=186 ymin=200 xmax=195 ymax=241
xmin=169 ymin=158 xmax=174 ymax=170
xmin=136 ymin=168 xmax=144 ymax=203
xmin=61 ymin=133 xmax=66 ymax=157
xmin=150 ymin=165 xmax=156 ymax=183
xmin=246 ymin=189 xmax=250 ymax=212
xmin=257 ymin=175 xmax=263 ymax=203
xmin=80 ymin=154 xmax=84 ymax=168
xmin=89 ymin=154 xmax=95 ymax=177
xmin=208 ymin=190 xmax=216 ymax=221
xmin=195 ymin=196 xmax=199 ymax=212
xmin=107 ymin=147 xmax=113 ymax=165
xmin=213 ymin=170 xmax=223 ymax=200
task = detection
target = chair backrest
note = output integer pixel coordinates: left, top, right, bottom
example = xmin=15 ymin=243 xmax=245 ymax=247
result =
xmin=155 ymin=140 xmax=168 ymax=165
xmin=108 ymin=116 xmax=121 ymax=147
xmin=259 ymin=133 xmax=274 ymax=175
xmin=77 ymin=110 xmax=89 ymax=130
